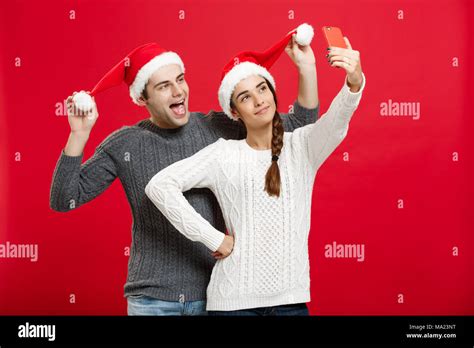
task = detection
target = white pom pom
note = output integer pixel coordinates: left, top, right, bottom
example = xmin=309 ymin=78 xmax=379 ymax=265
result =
xmin=72 ymin=91 xmax=95 ymax=112
xmin=295 ymin=23 xmax=314 ymax=46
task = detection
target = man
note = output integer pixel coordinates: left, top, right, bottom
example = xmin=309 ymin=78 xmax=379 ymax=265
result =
xmin=50 ymin=26 xmax=319 ymax=316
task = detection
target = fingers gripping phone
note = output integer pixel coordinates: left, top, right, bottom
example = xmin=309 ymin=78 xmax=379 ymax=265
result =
xmin=322 ymin=26 xmax=347 ymax=49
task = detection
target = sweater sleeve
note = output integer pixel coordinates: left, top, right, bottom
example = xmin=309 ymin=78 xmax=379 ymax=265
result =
xmin=280 ymin=100 xmax=320 ymax=132
xmin=292 ymin=73 xmax=366 ymax=171
xmin=49 ymin=141 xmax=118 ymax=212
xmin=145 ymin=138 xmax=226 ymax=252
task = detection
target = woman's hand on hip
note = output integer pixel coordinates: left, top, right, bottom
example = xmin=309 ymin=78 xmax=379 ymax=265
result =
xmin=212 ymin=235 xmax=234 ymax=260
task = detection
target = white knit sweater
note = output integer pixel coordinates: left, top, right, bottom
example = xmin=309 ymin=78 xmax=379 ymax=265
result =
xmin=146 ymin=74 xmax=366 ymax=311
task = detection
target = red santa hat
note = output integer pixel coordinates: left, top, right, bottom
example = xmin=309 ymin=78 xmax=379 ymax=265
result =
xmin=218 ymin=23 xmax=314 ymax=120
xmin=72 ymin=43 xmax=185 ymax=112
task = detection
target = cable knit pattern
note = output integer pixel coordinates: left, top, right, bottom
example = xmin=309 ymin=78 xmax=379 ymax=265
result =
xmin=49 ymin=101 xmax=319 ymax=302
xmin=146 ymin=73 xmax=366 ymax=310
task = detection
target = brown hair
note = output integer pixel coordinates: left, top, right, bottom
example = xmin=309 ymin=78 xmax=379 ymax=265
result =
xmin=231 ymin=78 xmax=283 ymax=197
xmin=141 ymin=86 xmax=149 ymax=100
xmin=265 ymin=109 xmax=284 ymax=197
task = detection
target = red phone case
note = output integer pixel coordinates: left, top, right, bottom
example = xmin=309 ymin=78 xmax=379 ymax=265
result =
xmin=322 ymin=26 xmax=347 ymax=49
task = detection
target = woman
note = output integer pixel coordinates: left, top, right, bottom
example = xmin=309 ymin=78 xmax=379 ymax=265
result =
xmin=145 ymin=24 xmax=365 ymax=315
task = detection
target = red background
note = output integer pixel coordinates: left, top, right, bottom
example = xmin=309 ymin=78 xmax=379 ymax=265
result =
xmin=0 ymin=0 xmax=472 ymax=315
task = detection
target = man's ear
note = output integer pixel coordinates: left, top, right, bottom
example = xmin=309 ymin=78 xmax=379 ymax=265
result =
xmin=136 ymin=95 xmax=147 ymax=107
xmin=136 ymin=84 xmax=150 ymax=106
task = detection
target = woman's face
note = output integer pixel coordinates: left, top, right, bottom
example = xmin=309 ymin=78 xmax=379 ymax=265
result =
xmin=230 ymin=75 xmax=276 ymax=129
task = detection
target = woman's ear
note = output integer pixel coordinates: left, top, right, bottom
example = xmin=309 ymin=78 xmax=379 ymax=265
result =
xmin=231 ymin=109 xmax=239 ymax=119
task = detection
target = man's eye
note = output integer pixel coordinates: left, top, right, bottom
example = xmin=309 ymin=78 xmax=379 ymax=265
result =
xmin=159 ymin=84 xmax=169 ymax=90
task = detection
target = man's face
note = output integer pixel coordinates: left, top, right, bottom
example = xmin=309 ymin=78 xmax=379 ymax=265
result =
xmin=231 ymin=75 xmax=276 ymax=129
xmin=138 ymin=64 xmax=190 ymax=128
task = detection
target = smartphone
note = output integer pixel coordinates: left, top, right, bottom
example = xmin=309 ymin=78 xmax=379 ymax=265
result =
xmin=322 ymin=26 xmax=347 ymax=49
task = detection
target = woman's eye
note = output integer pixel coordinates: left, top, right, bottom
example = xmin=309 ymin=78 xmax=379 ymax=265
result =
xmin=241 ymin=96 xmax=248 ymax=102
xmin=260 ymin=86 xmax=267 ymax=91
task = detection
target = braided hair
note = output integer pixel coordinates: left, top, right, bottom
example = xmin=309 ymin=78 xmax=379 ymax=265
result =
xmin=230 ymin=77 xmax=283 ymax=197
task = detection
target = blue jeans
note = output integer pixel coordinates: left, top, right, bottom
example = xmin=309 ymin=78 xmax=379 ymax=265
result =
xmin=127 ymin=294 xmax=208 ymax=316
xmin=208 ymin=303 xmax=309 ymax=316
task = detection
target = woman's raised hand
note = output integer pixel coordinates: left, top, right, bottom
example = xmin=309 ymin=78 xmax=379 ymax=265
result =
xmin=327 ymin=37 xmax=363 ymax=90
xmin=285 ymin=34 xmax=316 ymax=71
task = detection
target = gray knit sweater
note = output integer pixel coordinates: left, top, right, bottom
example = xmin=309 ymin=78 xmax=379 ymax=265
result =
xmin=49 ymin=102 xmax=319 ymax=302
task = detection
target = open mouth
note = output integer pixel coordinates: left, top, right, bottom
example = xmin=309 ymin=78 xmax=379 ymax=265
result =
xmin=170 ymin=99 xmax=186 ymax=117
